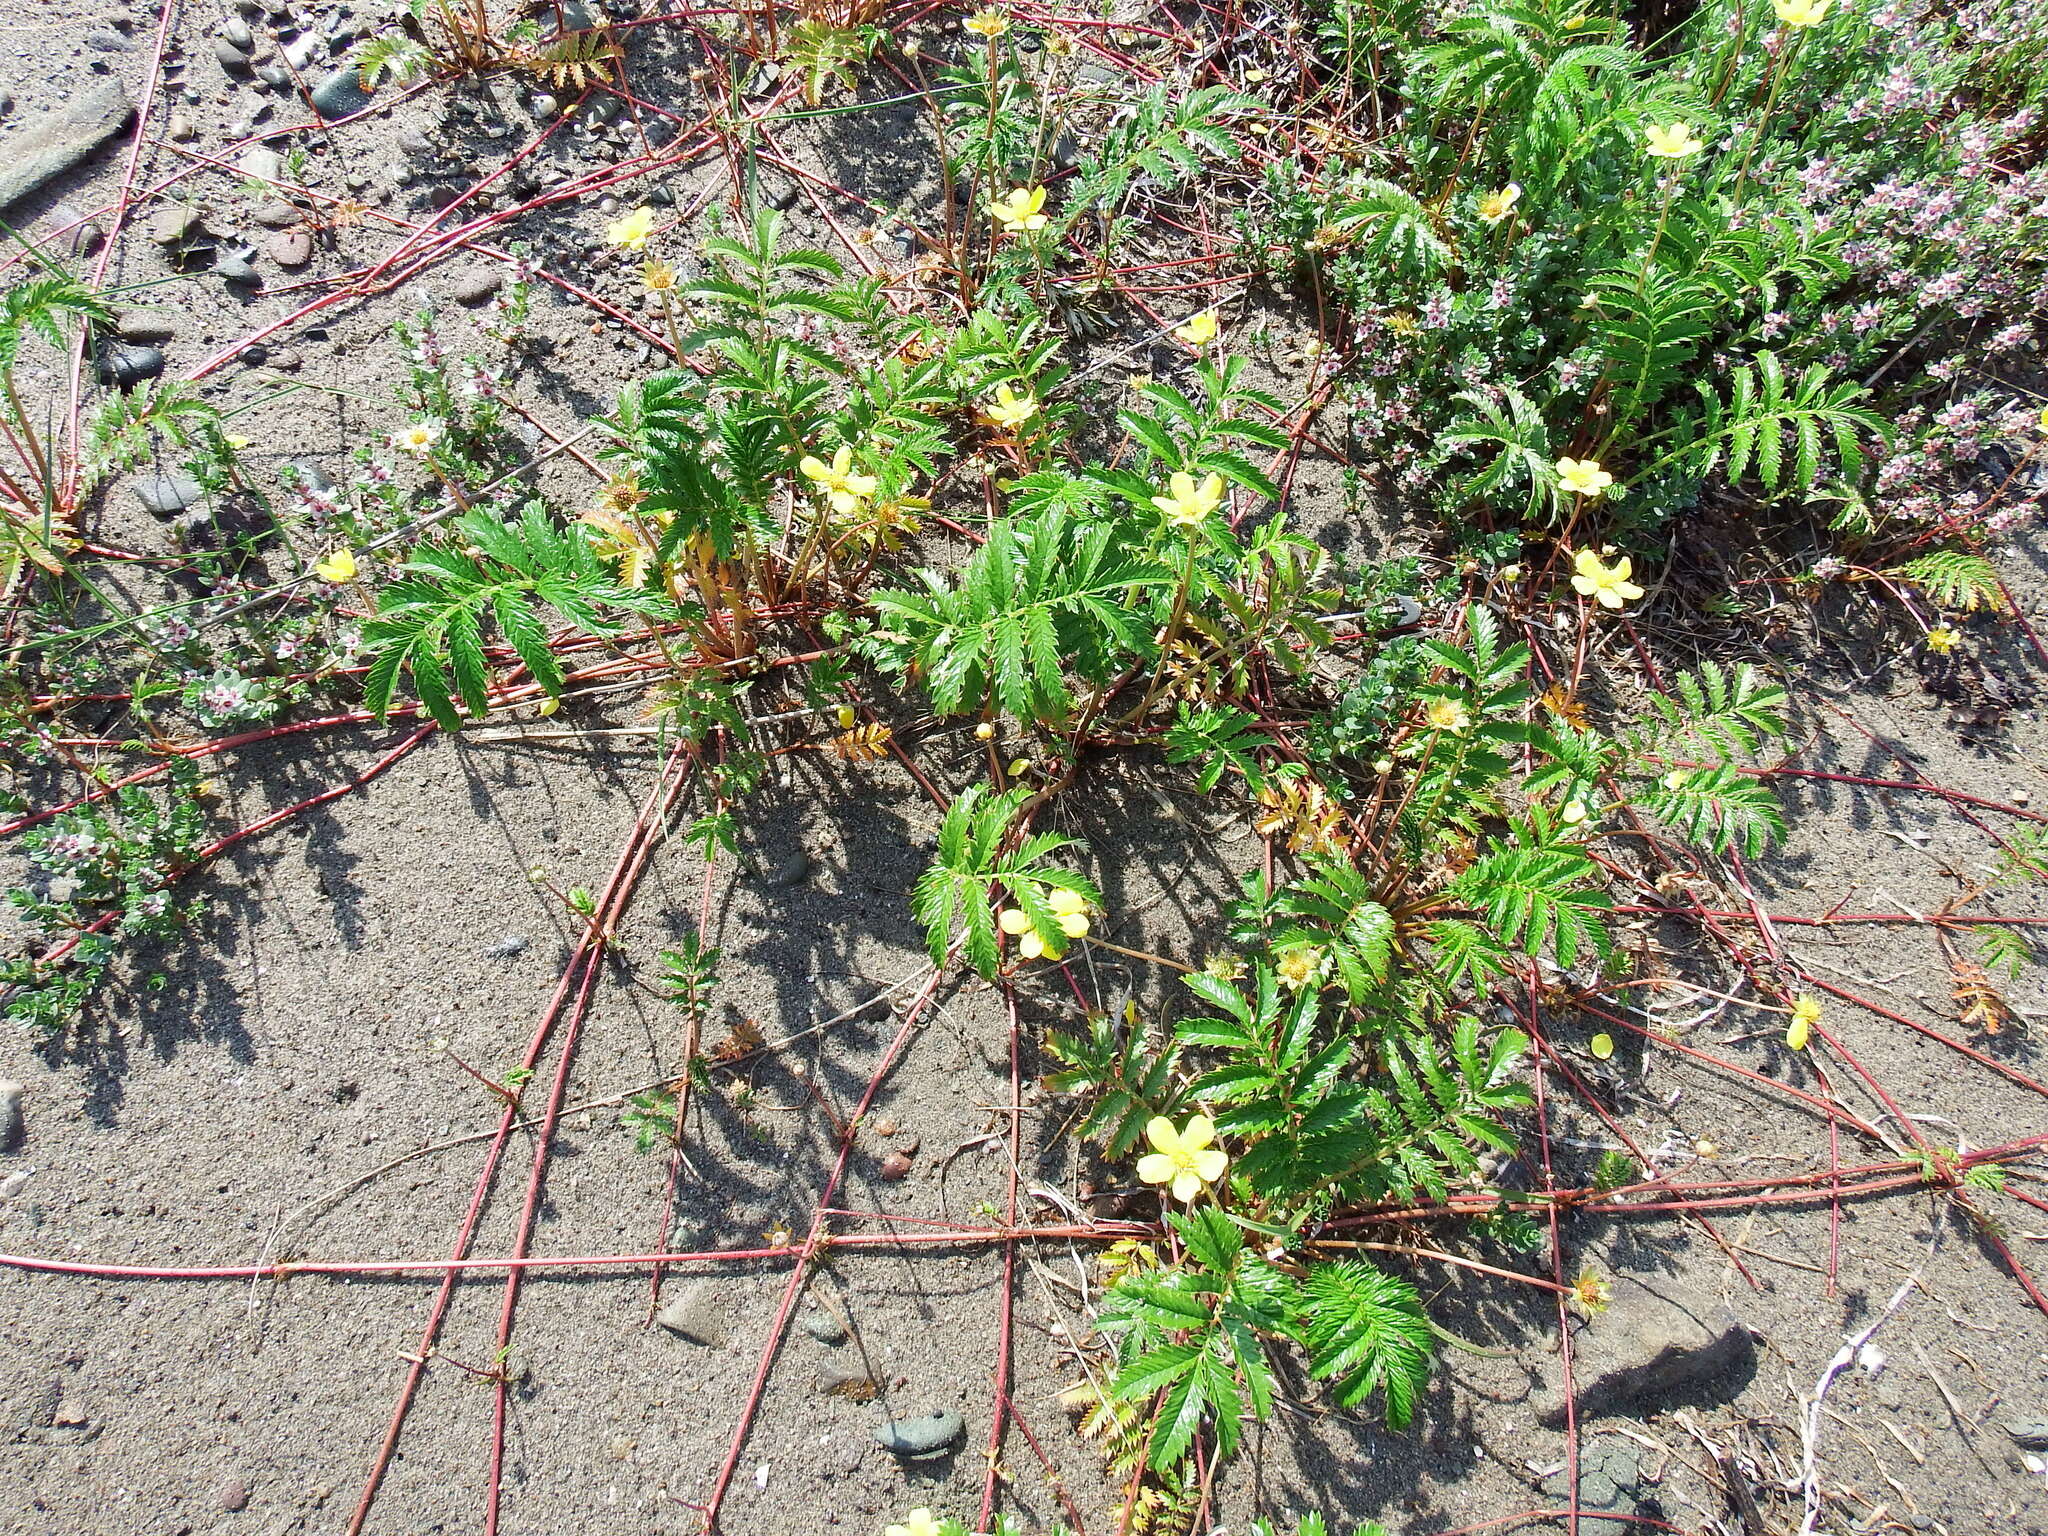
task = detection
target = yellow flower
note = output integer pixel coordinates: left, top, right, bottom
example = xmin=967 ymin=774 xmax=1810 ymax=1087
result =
xmin=1560 ymin=799 xmax=1589 ymax=825
xmin=1175 ymin=310 xmax=1219 ymax=348
xmin=799 ymin=444 xmax=879 ymax=515
xmin=1048 ymin=886 xmax=1091 ymax=939
xmin=2038 ymin=405 xmax=2048 ymax=433
xmin=1275 ymin=945 xmax=1322 ymax=990
xmin=1423 ymin=696 xmax=1472 ymax=733
xmin=964 ymin=8 xmax=1008 ymax=36
xmin=1644 ymin=122 xmax=1705 ymax=160
xmin=984 ymin=383 xmax=1038 ymax=429
xmin=606 ymin=205 xmax=659 ymax=250
xmin=886 ymin=1512 xmax=945 ymax=1536
xmin=641 ymin=257 xmax=678 ymax=292
xmin=1555 ymin=455 xmax=1614 ymax=498
xmin=1787 ymin=994 xmax=1821 ymax=1050
xmin=990 ymin=185 xmax=1048 ymax=233
xmin=974 ymin=721 xmax=996 ymax=741
xmin=1385 ymin=310 xmax=1419 ymax=336
xmin=1476 ymin=182 xmax=1522 ymax=224
xmin=1150 ymin=470 xmax=1224 ymax=526
xmin=1571 ymin=549 xmax=1645 ymax=610
xmin=1924 ymin=625 xmax=1960 ymax=653
xmin=1772 ymin=0 xmax=1831 ymax=25
xmin=1569 ymin=1268 xmax=1612 ymax=1319
xmin=1135 ymin=1115 xmax=1228 ymax=1202
xmin=390 ymin=420 xmax=442 ymax=457
xmin=315 ymin=548 xmax=357 ymax=583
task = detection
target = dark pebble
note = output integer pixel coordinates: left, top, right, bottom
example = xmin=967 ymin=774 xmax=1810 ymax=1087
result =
xmin=451 ymin=269 xmax=503 ymax=306
xmin=877 ymin=1151 xmax=913 ymax=1182
xmin=871 ymin=1410 xmax=964 ymax=1458
xmin=97 ymin=344 xmax=165 ymax=388
xmin=213 ymin=38 xmax=254 ymax=72
xmin=309 ymin=69 xmax=374 ymax=119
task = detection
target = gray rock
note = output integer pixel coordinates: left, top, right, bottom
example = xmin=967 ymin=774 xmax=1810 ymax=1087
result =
xmin=1534 ymin=1272 xmax=1756 ymax=1427
xmin=0 ymin=1080 xmax=22 ymax=1152
xmin=531 ymin=93 xmax=558 ymax=119
xmin=85 ymin=27 xmax=131 ymax=51
xmin=1540 ymin=1439 xmax=1652 ymax=1536
xmin=2005 ymin=1418 xmax=2048 ymax=1451
xmin=0 ymin=1170 xmax=28 ymax=1199
xmin=872 ymin=1410 xmax=964 ymax=1458
xmin=256 ymin=64 xmax=293 ymax=91
xmin=287 ymin=459 xmax=334 ymax=495
xmin=451 ymin=268 xmax=502 ymax=306
xmin=487 ymin=934 xmax=529 ymax=958
xmin=221 ymin=16 xmax=255 ymax=50
xmin=97 ymin=344 xmax=166 ymax=389
xmin=133 ymin=471 xmax=204 ymax=516
xmin=802 ymin=1308 xmax=848 ymax=1345
xmin=253 ymin=199 xmax=300 ymax=228
xmin=217 ymin=248 xmax=262 ymax=286
xmin=114 ymin=307 xmax=179 ymax=344
xmin=214 ymin=1476 xmax=250 ymax=1512
xmin=309 ymin=69 xmax=375 ymax=120
xmin=237 ymin=145 xmax=284 ymax=181
xmin=147 ymin=204 xmax=204 ymax=248
xmin=213 ymin=38 xmax=254 ymax=73
xmin=285 ymin=34 xmax=320 ymax=70
xmin=267 ymin=229 xmax=312 ymax=267
xmin=654 ymin=1281 xmax=727 ymax=1346
xmin=0 ymin=79 xmax=134 ymax=215
xmin=167 ymin=111 xmax=196 ymax=142
xmin=764 ymin=850 xmax=812 ymax=888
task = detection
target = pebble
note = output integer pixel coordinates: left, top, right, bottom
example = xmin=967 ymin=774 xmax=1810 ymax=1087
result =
xmin=220 ymin=16 xmax=255 ymax=50
xmin=878 ymin=1151 xmax=914 ymax=1182
xmin=238 ymin=145 xmax=284 ymax=181
xmin=802 ymin=1309 xmax=848 ymax=1345
xmin=133 ymin=471 xmax=205 ymax=516
xmin=213 ymin=38 xmax=255 ymax=73
xmin=167 ymin=112 xmax=196 ymax=141
xmin=872 ymin=1116 xmax=899 ymax=1137
xmin=0 ymin=1170 xmax=28 ymax=1200
xmin=895 ymin=1134 xmax=920 ymax=1156
xmin=2005 ymin=1418 xmax=2048 ymax=1450
xmin=217 ymin=248 xmax=262 ymax=286
xmin=285 ymin=34 xmax=320 ymax=70
xmin=0 ymin=1080 xmax=22 ymax=1152
xmin=214 ymin=1477 xmax=250 ymax=1512
xmin=267 ymin=229 xmax=312 ymax=267
xmin=37 ymin=204 xmax=104 ymax=259
xmin=487 ymin=934 xmax=530 ymax=958
xmin=452 ymin=269 xmax=504 ymax=306
xmin=0 ymin=80 xmax=134 ymax=216
xmin=253 ymin=199 xmax=299 ymax=228
xmin=532 ymin=93 xmax=558 ymax=119
xmin=97 ymin=344 xmax=166 ymax=389
xmin=310 ymin=68 xmax=374 ymax=119
xmin=114 ymin=308 xmax=179 ymax=344
xmin=764 ymin=850 xmax=813 ymax=888
xmin=871 ymin=1410 xmax=964 ymax=1458
xmin=654 ymin=1281 xmax=728 ymax=1347
xmin=256 ymin=63 xmax=293 ymax=90
xmin=147 ymin=205 xmax=203 ymax=247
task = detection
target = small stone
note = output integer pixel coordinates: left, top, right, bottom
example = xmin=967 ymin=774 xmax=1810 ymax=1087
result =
xmin=284 ymin=34 xmax=320 ymax=70
xmin=237 ymin=145 xmax=284 ymax=181
xmin=253 ymin=199 xmax=299 ymax=228
xmin=654 ymin=1281 xmax=728 ymax=1347
xmin=0 ymin=1170 xmax=28 ymax=1200
xmin=451 ymin=268 xmax=503 ymax=306
xmin=256 ymin=64 xmax=293 ymax=90
xmin=531 ymin=93 xmax=558 ymax=119
xmin=220 ymin=16 xmax=255 ymax=49
xmin=2005 ymin=1418 xmax=2048 ymax=1451
xmin=487 ymin=934 xmax=529 ymax=959
xmin=214 ymin=1477 xmax=250 ymax=1512
xmin=267 ymin=229 xmax=312 ymax=267
xmin=895 ymin=1134 xmax=920 ymax=1156
xmin=872 ymin=1115 xmax=899 ymax=1137
xmin=802 ymin=1309 xmax=848 ymax=1345
xmin=815 ymin=1364 xmax=879 ymax=1400
xmin=764 ymin=850 xmax=812 ymax=888
xmin=217 ymin=248 xmax=262 ymax=286
xmin=37 ymin=204 xmax=103 ymax=259
xmin=167 ymin=112 xmax=196 ymax=142
xmin=147 ymin=205 xmax=203 ymax=247
xmin=871 ymin=1410 xmax=964 ymax=1458
xmin=213 ymin=38 xmax=254 ymax=73
xmin=310 ymin=69 xmax=375 ymax=120
xmin=0 ymin=1080 xmax=22 ymax=1152
xmin=878 ymin=1151 xmax=913 ymax=1182
xmin=97 ymin=344 xmax=166 ymax=389
xmin=132 ymin=471 xmax=205 ymax=516
xmin=0 ymin=81 xmax=135 ymax=215
xmin=114 ymin=308 xmax=178 ymax=344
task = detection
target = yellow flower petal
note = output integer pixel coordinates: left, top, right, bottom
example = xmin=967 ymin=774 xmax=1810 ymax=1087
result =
xmin=1136 ymin=1151 xmax=1177 ymax=1185
xmin=998 ymin=907 xmax=1032 ymax=935
xmin=315 ymin=548 xmax=357 ymax=583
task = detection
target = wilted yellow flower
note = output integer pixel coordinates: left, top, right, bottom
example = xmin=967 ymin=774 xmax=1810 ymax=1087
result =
xmin=641 ymin=257 xmax=679 ymax=292
xmin=606 ymin=205 xmax=659 ymax=250
xmin=1423 ymin=696 xmax=1472 ymax=733
xmin=1175 ymin=310 xmax=1219 ymax=348
xmin=315 ymin=548 xmax=357 ymax=583
xmin=1556 ymin=456 xmax=1614 ymax=498
xmin=798 ymin=443 xmax=879 ymax=514
xmin=1787 ymin=994 xmax=1821 ymax=1050
xmin=1571 ymin=549 xmax=1644 ymax=610
xmin=974 ymin=721 xmax=996 ymax=740
xmin=1772 ymin=0 xmax=1831 ymax=25
xmin=1644 ymin=122 xmax=1705 ymax=159
xmin=1135 ymin=1115 xmax=1228 ymax=1202
xmin=964 ymin=8 xmax=1008 ymax=36
xmin=1150 ymin=470 xmax=1224 ymax=526
xmin=1569 ymin=1268 xmax=1612 ymax=1318
xmin=984 ymin=383 xmax=1037 ymax=429
xmin=990 ymin=185 xmax=1048 ymax=233
xmin=1476 ymin=183 xmax=1522 ymax=224
xmin=1924 ymin=625 xmax=1960 ymax=653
